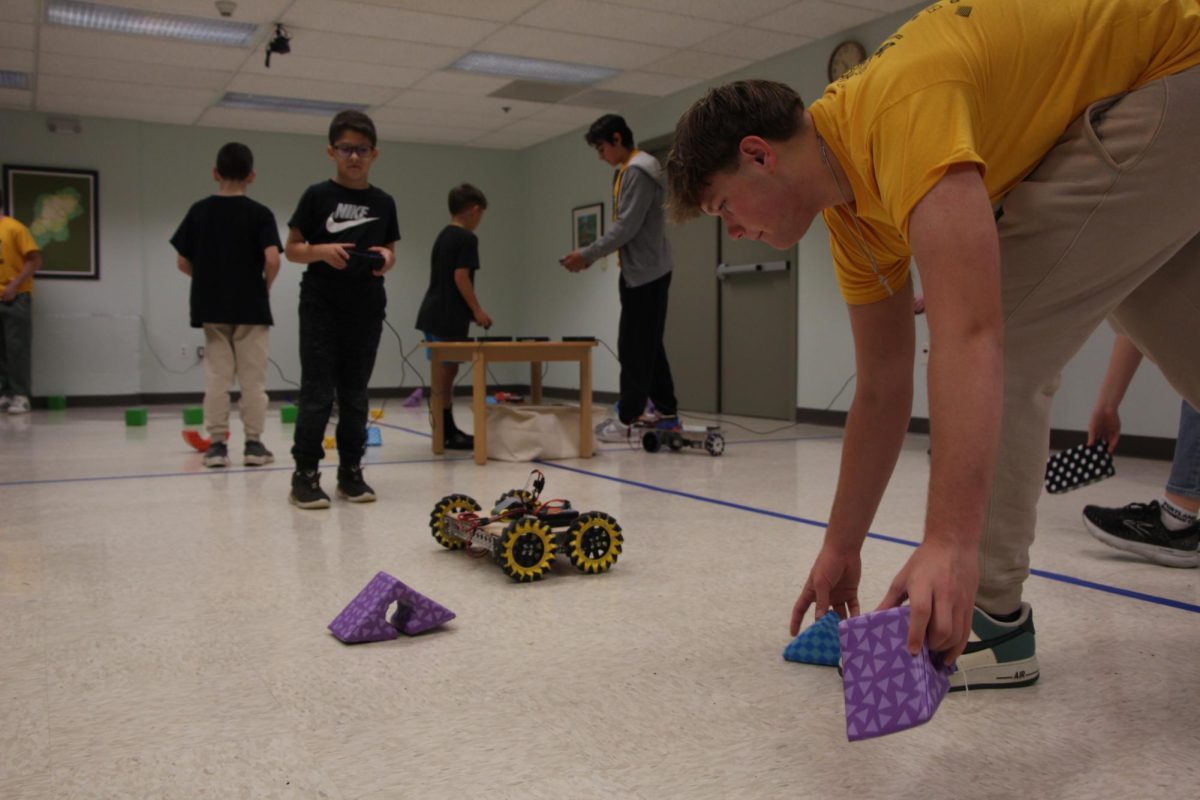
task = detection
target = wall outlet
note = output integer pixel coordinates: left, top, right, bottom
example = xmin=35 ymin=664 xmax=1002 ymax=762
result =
xmin=919 ymin=343 xmax=930 ymax=365
xmin=196 ymin=346 xmax=205 ymax=360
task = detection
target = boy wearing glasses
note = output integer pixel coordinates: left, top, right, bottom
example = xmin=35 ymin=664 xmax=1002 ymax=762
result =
xmin=284 ymin=110 xmax=400 ymax=509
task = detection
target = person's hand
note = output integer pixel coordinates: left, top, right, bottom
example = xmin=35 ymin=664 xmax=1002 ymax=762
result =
xmin=1087 ymin=404 xmax=1121 ymax=453
xmin=474 ymin=309 xmax=493 ymax=329
xmin=321 ymin=243 xmax=352 ymax=269
xmin=559 ymin=250 xmax=588 ymax=272
xmin=0 ymin=285 xmax=16 ymax=303
xmin=876 ymin=539 xmax=978 ymax=665
xmin=790 ymin=544 xmax=862 ymax=636
xmin=369 ymin=246 xmax=394 ymax=276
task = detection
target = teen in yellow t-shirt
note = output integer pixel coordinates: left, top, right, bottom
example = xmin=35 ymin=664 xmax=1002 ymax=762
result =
xmin=0 ymin=193 xmax=42 ymax=414
xmin=666 ymin=0 xmax=1200 ymax=690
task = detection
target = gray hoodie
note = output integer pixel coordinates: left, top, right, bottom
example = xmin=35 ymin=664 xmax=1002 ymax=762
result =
xmin=580 ymin=150 xmax=674 ymax=288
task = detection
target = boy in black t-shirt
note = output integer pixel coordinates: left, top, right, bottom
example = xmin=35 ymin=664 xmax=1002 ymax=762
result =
xmin=171 ymin=142 xmax=281 ymax=469
xmin=285 ymin=110 xmax=400 ymax=509
xmin=415 ymin=183 xmax=492 ymax=450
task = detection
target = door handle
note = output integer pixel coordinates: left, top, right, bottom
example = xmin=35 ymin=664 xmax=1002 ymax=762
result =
xmin=716 ymin=260 xmax=789 ymax=280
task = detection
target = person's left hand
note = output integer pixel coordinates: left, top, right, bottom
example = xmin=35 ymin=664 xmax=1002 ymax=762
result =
xmin=1 ymin=285 xmax=16 ymax=303
xmin=559 ymin=250 xmax=588 ymax=272
xmin=876 ymin=538 xmax=978 ymax=665
xmin=370 ymin=246 xmax=395 ymax=276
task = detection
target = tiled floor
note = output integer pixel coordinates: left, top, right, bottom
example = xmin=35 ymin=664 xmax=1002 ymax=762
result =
xmin=1 ymin=403 xmax=1196 ymax=799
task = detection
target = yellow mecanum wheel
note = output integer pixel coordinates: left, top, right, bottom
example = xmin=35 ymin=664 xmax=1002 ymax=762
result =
xmin=429 ymin=493 xmax=481 ymax=550
xmin=564 ymin=512 xmax=623 ymax=574
xmin=496 ymin=517 xmax=556 ymax=582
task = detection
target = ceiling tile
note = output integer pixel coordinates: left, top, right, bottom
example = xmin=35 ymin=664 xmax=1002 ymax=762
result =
xmin=0 ymin=48 xmax=33 ymax=73
xmin=40 ymin=27 xmax=251 ymax=70
xmin=411 ymin=70 xmax=511 ymax=96
xmin=38 ymin=75 xmax=219 ymax=107
xmin=283 ymin=0 xmax=499 ymax=47
xmin=0 ymin=21 xmax=34 ymax=49
xmin=37 ymin=93 xmax=203 ymax=125
xmin=242 ymin=53 xmax=425 ymax=89
xmin=598 ymin=0 xmax=797 ymax=24
xmin=360 ymin=0 xmax=544 ymax=23
xmin=367 ymin=104 xmax=499 ymax=132
xmin=281 ymin=29 xmax=462 ymax=71
xmin=516 ymin=0 xmax=729 ymax=49
xmin=227 ymin=74 xmax=396 ymax=106
xmin=197 ymin=106 xmax=330 ymax=136
xmin=96 ymin=0 xmax=292 ymax=23
xmin=39 ymin=52 xmax=233 ymax=90
xmin=692 ymin=25 xmax=812 ymax=60
xmin=640 ymin=50 xmax=751 ymax=80
xmin=595 ymin=70 xmax=697 ymax=97
xmin=382 ymin=89 xmax=542 ymax=119
xmin=0 ymin=0 xmax=36 ymax=24
xmin=477 ymin=25 xmax=672 ymax=71
xmin=752 ymin=0 xmax=878 ymax=39
xmin=367 ymin=120 xmax=483 ymax=145
xmin=0 ymin=87 xmax=33 ymax=109
xmin=526 ymin=103 xmax=609 ymax=125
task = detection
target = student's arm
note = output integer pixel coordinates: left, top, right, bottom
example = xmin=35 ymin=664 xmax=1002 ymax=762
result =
xmin=263 ymin=246 xmax=281 ymax=290
xmin=177 ymin=255 xmax=193 ymax=277
xmin=562 ymin=168 xmax=655 ymax=269
xmin=877 ymin=163 xmax=1002 ymax=664
xmin=367 ymin=242 xmax=396 ymax=276
xmin=1 ymin=250 xmax=42 ymax=302
xmin=791 ymin=283 xmax=915 ymax=633
xmin=284 ymin=228 xmax=351 ymax=268
xmin=454 ymin=267 xmax=492 ymax=329
xmin=1088 ymin=335 xmax=1143 ymax=452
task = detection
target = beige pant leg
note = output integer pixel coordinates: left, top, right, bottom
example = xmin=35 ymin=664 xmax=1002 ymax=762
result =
xmin=231 ymin=325 xmax=270 ymax=441
xmin=978 ymin=65 xmax=1200 ymax=613
xmin=202 ymin=324 xmax=235 ymax=437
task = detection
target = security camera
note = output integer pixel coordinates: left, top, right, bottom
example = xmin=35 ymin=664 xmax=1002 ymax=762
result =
xmin=215 ymin=0 xmax=236 ymax=17
xmin=265 ymin=24 xmax=291 ymax=68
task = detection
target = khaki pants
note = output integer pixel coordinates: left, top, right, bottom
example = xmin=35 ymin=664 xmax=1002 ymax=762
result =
xmin=202 ymin=324 xmax=270 ymax=440
xmin=979 ymin=65 xmax=1200 ymax=613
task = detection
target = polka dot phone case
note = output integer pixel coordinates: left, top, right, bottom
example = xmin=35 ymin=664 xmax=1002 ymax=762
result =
xmin=1044 ymin=440 xmax=1115 ymax=494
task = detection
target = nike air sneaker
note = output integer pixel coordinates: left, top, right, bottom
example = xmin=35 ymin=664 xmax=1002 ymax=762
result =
xmin=594 ymin=417 xmax=633 ymax=443
xmin=949 ymin=603 xmax=1040 ymax=691
xmin=1082 ymin=500 xmax=1200 ymax=568
xmin=336 ymin=465 xmax=377 ymax=503
xmin=243 ymin=440 xmax=275 ymax=466
xmin=203 ymin=441 xmax=230 ymax=468
xmin=289 ymin=469 xmax=331 ymax=509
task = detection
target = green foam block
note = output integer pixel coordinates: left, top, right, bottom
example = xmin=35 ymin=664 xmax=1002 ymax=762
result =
xmin=125 ymin=408 xmax=148 ymax=426
xmin=47 ymin=395 xmax=67 ymax=410
xmin=182 ymin=406 xmax=204 ymax=425
xmin=280 ymin=404 xmax=298 ymax=423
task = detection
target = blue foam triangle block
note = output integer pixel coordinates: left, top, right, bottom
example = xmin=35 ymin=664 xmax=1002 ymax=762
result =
xmin=783 ymin=611 xmax=842 ymax=666
xmin=366 ymin=427 xmax=382 ymax=446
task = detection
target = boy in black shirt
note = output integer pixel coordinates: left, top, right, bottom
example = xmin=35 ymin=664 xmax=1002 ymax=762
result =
xmin=171 ymin=142 xmax=281 ymax=468
xmin=415 ymin=183 xmax=492 ymax=449
xmin=285 ymin=110 xmax=400 ymax=509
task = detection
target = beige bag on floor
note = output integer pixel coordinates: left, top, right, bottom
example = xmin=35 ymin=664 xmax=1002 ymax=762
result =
xmin=485 ymin=404 xmax=589 ymax=461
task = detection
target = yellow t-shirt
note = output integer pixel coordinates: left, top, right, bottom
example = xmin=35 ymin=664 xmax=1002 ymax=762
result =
xmin=0 ymin=216 xmax=39 ymax=295
xmin=808 ymin=0 xmax=1200 ymax=305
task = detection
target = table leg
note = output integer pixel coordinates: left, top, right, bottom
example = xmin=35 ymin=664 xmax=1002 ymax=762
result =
xmin=430 ymin=353 xmax=445 ymax=455
xmin=473 ymin=351 xmax=488 ymax=465
xmin=580 ymin=350 xmax=593 ymax=458
xmin=530 ymin=362 xmax=543 ymax=404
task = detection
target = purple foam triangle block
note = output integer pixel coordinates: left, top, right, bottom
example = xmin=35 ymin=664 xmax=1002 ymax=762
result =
xmin=837 ymin=606 xmax=954 ymax=742
xmin=402 ymin=387 xmax=424 ymax=408
xmin=328 ymin=571 xmax=455 ymax=643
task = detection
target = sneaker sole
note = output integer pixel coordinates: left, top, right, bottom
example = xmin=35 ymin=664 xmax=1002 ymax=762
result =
xmin=289 ymin=493 xmax=330 ymax=509
xmin=243 ymin=455 xmax=275 ymax=466
xmin=203 ymin=459 xmax=230 ymax=468
xmin=949 ymin=656 xmax=1040 ymax=691
xmin=337 ymin=489 xmax=376 ymax=503
xmin=1083 ymin=518 xmax=1200 ymax=568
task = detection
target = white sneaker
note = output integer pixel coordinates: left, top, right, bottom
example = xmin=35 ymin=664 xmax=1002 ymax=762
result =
xmin=594 ymin=417 xmax=632 ymax=443
xmin=7 ymin=395 xmax=30 ymax=414
xmin=0 ymin=395 xmax=11 ymax=411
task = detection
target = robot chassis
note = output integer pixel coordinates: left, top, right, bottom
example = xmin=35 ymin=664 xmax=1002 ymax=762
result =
xmin=429 ymin=470 xmax=624 ymax=582
xmin=641 ymin=425 xmax=725 ymax=456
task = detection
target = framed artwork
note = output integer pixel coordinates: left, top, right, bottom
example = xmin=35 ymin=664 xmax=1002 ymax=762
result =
xmin=2 ymin=165 xmax=100 ymax=280
xmin=572 ymin=203 xmax=603 ymax=251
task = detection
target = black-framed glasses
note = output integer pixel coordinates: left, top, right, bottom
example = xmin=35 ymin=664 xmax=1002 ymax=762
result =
xmin=332 ymin=143 xmax=374 ymax=158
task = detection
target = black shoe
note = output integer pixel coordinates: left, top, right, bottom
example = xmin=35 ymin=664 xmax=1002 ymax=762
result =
xmin=337 ymin=465 xmax=376 ymax=503
xmin=243 ymin=440 xmax=275 ymax=466
xmin=444 ymin=429 xmax=474 ymax=450
xmin=289 ymin=469 xmax=331 ymax=509
xmin=1083 ymin=500 xmax=1200 ymax=568
xmin=203 ymin=441 xmax=230 ymax=468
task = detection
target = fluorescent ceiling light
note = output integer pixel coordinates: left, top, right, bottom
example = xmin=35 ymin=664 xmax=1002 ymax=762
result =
xmin=218 ymin=92 xmax=368 ymax=116
xmin=47 ymin=0 xmax=258 ymax=47
xmin=452 ymin=52 xmax=618 ymax=85
xmin=0 ymin=70 xmax=30 ymax=90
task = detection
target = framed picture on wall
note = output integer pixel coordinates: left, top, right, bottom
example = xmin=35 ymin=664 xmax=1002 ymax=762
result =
xmin=2 ymin=165 xmax=100 ymax=280
xmin=572 ymin=203 xmax=603 ymax=251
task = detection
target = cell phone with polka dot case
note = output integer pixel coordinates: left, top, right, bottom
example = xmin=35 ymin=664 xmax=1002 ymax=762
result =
xmin=1044 ymin=440 xmax=1115 ymax=494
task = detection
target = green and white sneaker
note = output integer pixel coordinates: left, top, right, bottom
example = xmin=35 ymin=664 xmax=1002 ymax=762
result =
xmin=949 ymin=603 xmax=1040 ymax=691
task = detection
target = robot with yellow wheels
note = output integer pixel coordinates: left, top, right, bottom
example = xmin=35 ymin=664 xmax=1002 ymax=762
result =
xmin=642 ymin=425 xmax=725 ymax=456
xmin=428 ymin=469 xmax=623 ymax=582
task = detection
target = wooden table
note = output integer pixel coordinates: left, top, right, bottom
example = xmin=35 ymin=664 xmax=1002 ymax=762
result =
xmin=424 ymin=340 xmax=597 ymax=465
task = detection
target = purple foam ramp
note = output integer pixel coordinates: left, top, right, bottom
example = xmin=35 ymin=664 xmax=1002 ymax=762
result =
xmin=837 ymin=606 xmax=953 ymax=741
xmin=329 ymin=571 xmax=455 ymax=643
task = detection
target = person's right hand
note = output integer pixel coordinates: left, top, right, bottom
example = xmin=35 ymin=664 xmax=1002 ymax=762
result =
xmin=790 ymin=544 xmax=862 ymax=636
xmin=321 ymin=243 xmax=352 ymax=269
xmin=474 ymin=309 xmax=493 ymax=329
xmin=1088 ymin=404 xmax=1121 ymax=452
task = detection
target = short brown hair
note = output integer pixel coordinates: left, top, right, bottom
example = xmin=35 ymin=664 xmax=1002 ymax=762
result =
xmin=329 ymin=109 xmax=377 ymax=147
xmin=448 ymin=183 xmax=488 ymax=216
xmin=667 ymin=80 xmax=805 ymax=222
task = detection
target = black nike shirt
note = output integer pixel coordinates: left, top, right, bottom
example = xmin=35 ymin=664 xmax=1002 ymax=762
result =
xmin=287 ymin=179 xmax=400 ymax=283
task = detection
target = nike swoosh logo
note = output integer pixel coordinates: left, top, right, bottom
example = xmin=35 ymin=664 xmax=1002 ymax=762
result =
xmin=325 ymin=214 xmax=378 ymax=234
